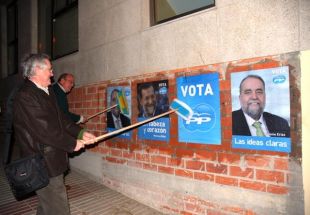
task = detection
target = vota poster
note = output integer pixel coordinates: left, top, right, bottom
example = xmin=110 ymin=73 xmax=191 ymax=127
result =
xmin=176 ymin=73 xmax=221 ymax=144
xmin=231 ymin=66 xmax=291 ymax=153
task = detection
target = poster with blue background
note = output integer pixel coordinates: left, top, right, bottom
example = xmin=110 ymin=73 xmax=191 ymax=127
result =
xmin=231 ymin=66 xmax=291 ymax=153
xmin=107 ymin=86 xmax=132 ymax=139
xmin=176 ymin=73 xmax=221 ymax=144
xmin=137 ymin=80 xmax=170 ymax=141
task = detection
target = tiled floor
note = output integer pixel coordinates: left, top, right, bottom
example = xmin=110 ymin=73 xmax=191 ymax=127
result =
xmin=0 ymin=166 xmax=163 ymax=215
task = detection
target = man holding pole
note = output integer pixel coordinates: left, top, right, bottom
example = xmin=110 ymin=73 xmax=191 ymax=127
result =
xmin=53 ymin=73 xmax=85 ymax=124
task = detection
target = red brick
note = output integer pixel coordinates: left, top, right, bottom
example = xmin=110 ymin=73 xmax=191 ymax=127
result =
xmin=116 ymin=142 xmax=128 ymax=149
xmin=111 ymin=148 xmax=122 ymax=157
xmin=267 ymin=184 xmax=288 ymax=194
xmin=175 ymin=169 xmax=193 ymax=178
xmin=135 ymin=153 xmax=150 ymax=162
xmin=221 ymin=205 xmax=245 ymax=214
xmin=195 ymin=151 xmax=216 ymax=161
xmin=220 ymin=80 xmax=231 ymax=91
xmin=158 ymin=166 xmax=174 ymax=174
xmin=98 ymin=147 xmax=109 ymax=154
xmin=75 ymin=102 xmax=83 ymax=108
xmin=239 ymin=180 xmax=266 ymax=192
xmin=167 ymin=157 xmax=184 ymax=167
xmin=143 ymin=163 xmax=158 ymax=171
xmin=256 ymin=169 xmax=285 ymax=183
xmin=158 ymin=146 xmax=174 ymax=155
xmin=229 ymin=166 xmax=254 ymax=178
xmin=180 ymin=211 xmax=194 ymax=215
xmin=251 ymin=59 xmax=281 ymax=70
xmin=194 ymin=172 xmax=214 ymax=182
xmin=151 ymin=155 xmax=167 ymax=165
xmin=186 ymin=160 xmax=205 ymax=171
xmin=218 ymin=153 xmax=240 ymax=164
xmin=197 ymin=199 xmax=218 ymax=209
xmin=175 ymin=148 xmax=194 ymax=158
xmin=82 ymin=101 xmax=91 ymax=108
xmin=205 ymin=163 xmax=227 ymax=174
xmin=221 ymin=116 xmax=232 ymax=127
xmin=185 ymin=202 xmax=204 ymax=214
xmin=123 ymin=151 xmax=135 ymax=159
xmin=227 ymin=64 xmax=251 ymax=73
xmin=245 ymin=155 xmax=271 ymax=167
xmin=106 ymin=156 xmax=126 ymax=164
xmin=222 ymin=129 xmax=232 ymax=139
xmin=274 ymin=158 xmax=289 ymax=170
xmin=88 ymin=86 xmax=97 ymax=94
xmin=215 ymin=175 xmax=238 ymax=186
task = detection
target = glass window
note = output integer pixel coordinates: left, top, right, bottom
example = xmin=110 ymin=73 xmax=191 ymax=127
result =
xmin=52 ymin=0 xmax=78 ymax=59
xmin=152 ymin=0 xmax=215 ymax=25
xmin=7 ymin=2 xmax=18 ymax=75
xmin=38 ymin=0 xmax=52 ymax=55
xmin=53 ymin=0 xmax=67 ymax=13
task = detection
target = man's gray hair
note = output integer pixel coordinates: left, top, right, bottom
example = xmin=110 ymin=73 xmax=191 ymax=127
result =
xmin=239 ymin=74 xmax=265 ymax=94
xmin=21 ymin=53 xmax=50 ymax=79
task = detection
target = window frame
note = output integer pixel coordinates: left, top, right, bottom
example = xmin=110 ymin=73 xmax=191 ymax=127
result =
xmin=51 ymin=0 xmax=78 ymax=59
xmin=151 ymin=0 xmax=215 ymax=25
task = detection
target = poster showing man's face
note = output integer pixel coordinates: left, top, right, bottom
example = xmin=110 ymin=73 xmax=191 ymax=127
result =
xmin=239 ymin=76 xmax=266 ymax=121
xmin=106 ymin=86 xmax=131 ymax=130
xmin=230 ymin=67 xmax=291 ymax=153
xmin=137 ymin=80 xmax=169 ymax=118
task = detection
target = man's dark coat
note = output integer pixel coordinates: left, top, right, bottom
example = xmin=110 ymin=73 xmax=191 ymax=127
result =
xmin=13 ymin=79 xmax=82 ymax=177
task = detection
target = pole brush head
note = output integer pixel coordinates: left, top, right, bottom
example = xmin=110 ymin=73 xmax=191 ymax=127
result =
xmin=117 ymin=90 xmax=129 ymax=115
xmin=170 ymin=99 xmax=193 ymax=121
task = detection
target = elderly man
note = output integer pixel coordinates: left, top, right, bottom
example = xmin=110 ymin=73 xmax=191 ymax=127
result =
xmin=53 ymin=73 xmax=85 ymax=123
xmin=232 ymin=74 xmax=290 ymax=137
xmin=13 ymin=53 xmax=96 ymax=214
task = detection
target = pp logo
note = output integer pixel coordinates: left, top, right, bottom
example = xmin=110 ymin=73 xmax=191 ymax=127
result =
xmin=185 ymin=113 xmax=211 ymax=125
xmin=273 ymin=75 xmax=286 ymax=84
xmin=183 ymin=103 xmax=216 ymax=132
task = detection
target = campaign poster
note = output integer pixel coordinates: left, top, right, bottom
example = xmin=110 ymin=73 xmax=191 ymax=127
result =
xmin=106 ymin=86 xmax=132 ymax=139
xmin=137 ymin=80 xmax=169 ymax=141
xmin=231 ymin=66 xmax=291 ymax=153
xmin=176 ymin=73 xmax=221 ymax=144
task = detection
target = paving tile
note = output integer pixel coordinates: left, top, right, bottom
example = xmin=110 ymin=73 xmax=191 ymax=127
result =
xmin=0 ymin=165 xmax=163 ymax=215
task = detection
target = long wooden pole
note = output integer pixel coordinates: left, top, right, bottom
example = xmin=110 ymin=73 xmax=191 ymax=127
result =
xmin=84 ymin=104 xmax=118 ymax=122
xmin=84 ymin=109 xmax=176 ymax=144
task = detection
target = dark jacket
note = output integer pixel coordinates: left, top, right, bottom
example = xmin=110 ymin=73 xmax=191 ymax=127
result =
xmin=52 ymin=83 xmax=80 ymax=123
xmin=13 ymin=79 xmax=81 ymax=177
xmin=106 ymin=111 xmax=131 ymax=128
xmin=232 ymin=109 xmax=290 ymax=137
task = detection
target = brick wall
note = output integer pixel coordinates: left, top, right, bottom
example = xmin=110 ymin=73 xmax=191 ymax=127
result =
xmin=68 ymin=52 xmax=302 ymax=214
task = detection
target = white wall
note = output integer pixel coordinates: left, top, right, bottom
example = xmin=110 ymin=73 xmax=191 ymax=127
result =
xmin=53 ymin=0 xmax=310 ymax=86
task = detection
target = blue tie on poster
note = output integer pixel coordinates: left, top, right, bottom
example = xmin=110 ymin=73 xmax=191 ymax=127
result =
xmin=176 ymin=73 xmax=221 ymax=144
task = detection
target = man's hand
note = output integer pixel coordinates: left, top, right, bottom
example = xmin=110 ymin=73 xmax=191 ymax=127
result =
xmin=82 ymin=131 xmax=96 ymax=145
xmin=74 ymin=132 xmax=96 ymax=151
xmin=74 ymin=140 xmax=86 ymax=151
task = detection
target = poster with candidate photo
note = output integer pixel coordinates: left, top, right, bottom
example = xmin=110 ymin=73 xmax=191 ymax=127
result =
xmin=137 ymin=80 xmax=170 ymax=141
xmin=176 ymin=73 xmax=221 ymax=144
xmin=231 ymin=66 xmax=291 ymax=153
xmin=106 ymin=86 xmax=132 ymax=139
